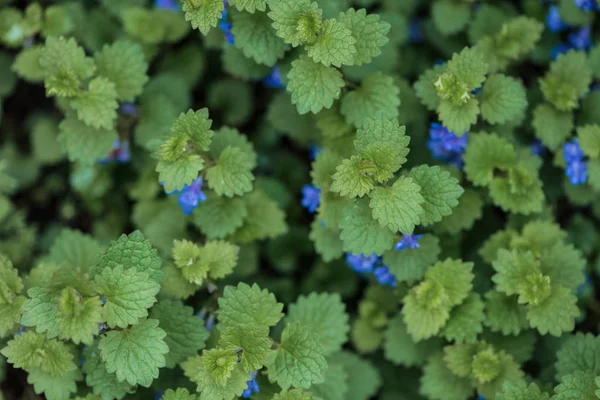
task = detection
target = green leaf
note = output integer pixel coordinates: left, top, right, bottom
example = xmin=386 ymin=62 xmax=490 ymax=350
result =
xmin=463 ymin=132 xmax=516 ymax=186
xmin=20 ymin=287 xmax=60 ymax=338
xmin=420 ymin=354 xmax=474 ymax=400
xmin=39 ymin=36 xmax=95 ymax=81
xmin=578 ymin=125 xmax=600 ymax=158
xmin=337 ymin=8 xmax=390 ymax=66
xmin=329 ymin=352 xmax=381 ymax=400
xmin=488 ymin=165 xmax=545 ymax=215
xmin=56 ymin=288 xmax=103 ymax=345
xmin=157 ymin=156 xmax=204 ymax=194
xmin=94 ymin=265 xmax=160 ymax=329
xmin=438 ymin=98 xmax=479 ymax=134
xmin=432 ymin=0 xmax=471 ymax=35
xmin=58 ymin=114 xmax=117 ymax=165
xmin=229 ymin=190 xmax=288 ymax=243
xmin=287 ymin=293 xmax=349 ymax=356
xmin=232 ymin=11 xmax=286 ymax=66
xmin=209 ymin=127 xmax=257 ymax=168
xmin=496 ymin=381 xmax=549 ymax=400
xmin=162 ymin=388 xmax=198 ymax=400
xmin=408 ymin=165 xmax=463 ymax=226
xmin=554 ymin=370 xmax=597 ymax=400
xmin=82 ymin=344 xmax=133 ymax=400
xmin=1 ymin=331 xmax=76 ymax=376
xmin=193 ymin=192 xmax=248 ymax=239
xmin=483 ymin=290 xmax=528 ymax=336
xmin=267 ymin=0 xmax=323 ymax=47
xmin=90 ymin=230 xmax=163 ymax=282
xmin=272 ymin=389 xmax=315 ymax=400
xmin=540 ymin=50 xmax=592 ymax=111
xmin=492 ymin=249 xmax=541 ymax=298
xmin=206 ymin=147 xmax=254 ymax=197
xmin=217 ymin=282 xmax=284 ymax=330
xmin=266 ymin=322 xmax=327 ymax=389
xmin=47 ymin=229 xmax=104 ymax=271
xmin=369 ymin=176 xmax=425 ymax=234
xmin=70 ymin=77 xmax=118 ymax=130
xmin=12 ymin=45 xmax=45 ymax=83
xmin=330 ymin=156 xmax=375 ymax=198
xmin=532 ymin=104 xmax=573 ymax=151
xmin=171 ymin=109 xmax=215 ymax=152
xmin=480 ymin=74 xmax=528 ymax=125
xmin=539 ymin=242 xmax=586 ymax=291
xmin=309 ymin=363 xmax=348 ymax=400
xmin=98 ymin=318 xmax=169 ymax=387
xmin=305 ymin=18 xmax=356 ymax=67
xmin=150 ymin=299 xmax=209 ymax=368
xmin=383 ymin=314 xmax=443 ymax=367
xmin=526 ymin=286 xmax=579 ymax=336
xmin=219 ymin=325 xmax=272 ymax=372
xmin=27 ymin=368 xmax=81 ymax=400
xmin=287 ymin=55 xmax=345 ymax=115
xmin=309 ymin=219 xmax=344 ymax=262
xmin=201 ymin=240 xmax=240 ymax=280
xmin=340 ymin=72 xmax=400 ymax=127
xmin=339 ymin=198 xmax=396 ymax=255
xmin=0 ymin=254 xmax=24 ymax=335
xmin=188 ymin=351 xmax=249 ymax=400
xmin=414 ymin=64 xmax=445 ymax=111
xmin=402 ymin=280 xmax=452 ymax=341
xmin=447 ymin=46 xmax=489 ymax=90
xmin=556 ymin=333 xmax=600 ymax=379
xmin=94 ymin=39 xmax=149 ymax=102
xmin=441 ymin=292 xmax=485 ymax=344
xmin=433 ymin=188 xmax=483 ymax=235
xmin=382 ymin=234 xmax=440 ymax=282
xmin=229 ymin=0 xmax=267 ymax=13
xmin=182 ymin=0 xmax=225 ymax=35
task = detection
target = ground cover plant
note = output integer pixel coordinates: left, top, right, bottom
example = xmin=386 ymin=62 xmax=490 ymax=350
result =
xmin=3 ymin=0 xmax=600 ymax=399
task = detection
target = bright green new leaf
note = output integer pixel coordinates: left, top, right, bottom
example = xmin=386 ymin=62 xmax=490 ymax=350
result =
xmin=56 ymin=288 xmax=103 ymax=345
xmin=82 ymin=344 xmax=133 ymax=400
xmin=480 ymin=74 xmax=527 ymax=125
xmin=182 ymin=0 xmax=225 ymax=35
xmin=70 ymin=77 xmax=118 ymax=130
xmin=483 ymin=290 xmax=529 ymax=336
xmin=230 ymin=0 xmax=267 ymax=13
xmin=496 ymin=381 xmax=549 ymax=400
xmin=98 ymin=318 xmax=169 ymax=387
xmin=463 ymin=132 xmax=516 ymax=186
xmin=267 ymin=0 xmax=323 ymax=47
xmin=553 ymin=370 xmax=597 ymax=400
xmin=232 ymin=11 xmax=286 ymax=66
xmin=94 ymin=265 xmax=160 ymax=329
xmin=21 ymin=287 xmax=60 ymax=338
xmin=305 ymin=18 xmax=356 ymax=67
xmin=39 ymin=36 xmax=95 ymax=82
xmin=540 ymin=50 xmax=592 ymax=111
xmin=287 ymin=55 xmax=345 ymax=115
xmin=442 ymin=292 xmax=485 ymax=344
xmin=27 ymin=368 xmax=81 ymax=400
xmin=341 ymin=72 xmax=400 ymax=127
xmin=219 ymin=325 xmax=272 ymax=372
xmin=267 ymin=322 xmax=327 ymax=389
xmin=438 ymin=97 xmax=479 ymax=134
xmin=330 ymin=156 xmax=375 ymax=198
xmin=206 ymin=147 xmax=254 ymax=197
xmin=526 ymin=286 xmax=579 ymax=336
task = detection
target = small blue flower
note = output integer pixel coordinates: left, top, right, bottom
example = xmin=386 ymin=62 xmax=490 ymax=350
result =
xmin=154 ymin=0 xmax=179 ymax=11
xmin=477 ymin=395 xmax=485 ymax=400
xmin=218 ymin=5 xmax=234 ymax=44
xmin=374 ymin=266 xmax=397 ymax=288
xmin=566 ymin=160 xmax=588 ymax=185
xmin=196 ymin=309 xmax=207 ymax=320
xmin=205 ymin=314 xmax=216 ymax=331
xmin=345 ymin=253 xmax=379 ymax=273
xmin=577 ymin=273 xmax=592 ymax=295
xmin=263 ymin=66 xmax=286 ymax=88
xmin=120 ymin=102 xmax=138 ymax=116
xmin=15 ymin=326 xmax=25 ymax=336
xmin=551 ymin=43 xmax=572 ymax=60
xmin=242 ymin=372 xmax=260 ymax=398
xmin=409 ymin=19 xmax=423 ymax=43
xmin=574 ymin=0 xmax=599 ymax=12
xmin=427 ymin=123 xmax=468 ymax=169
xmin=563 ymin=139 xmax=585 ymax=164
xmin=153 ymin=392 xmax=165 ymax=400
xmin=79 ymin=357 xmax=85 ymax=366
xmin=530 ymin=140 xmax=546 ymax=157
xmin=99 ymin=140 xmax=131 ymax=165
xmin=309 ymin=144 xmax=322 ymax=161
xmin=568 ymin=25 xmax=593 ymax=50
xmin=395 ymin=234 xmax=424 ymax=251
xmin=471 ymin=87 xmax=482 ymax=96
xmin=301 ymin=184 xmax=321 ymax=213
xmin=167 ymin=177 xmax=207 ymax=215
xmin=546 ymin=6 xmax=569 ymax=32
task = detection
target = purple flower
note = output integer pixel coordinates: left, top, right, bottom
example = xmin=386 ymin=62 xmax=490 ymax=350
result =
xmin=154 ymin=0 xmax=179 ymax=11
xmin=395 ymin=234 xmax=424 ymax=251
xmin=301 ymin=184 xmax=320 ymax=213
xmin=242 ymin=372 xmax=260 ymax=398
xmin=374 ymin=266 xmax=397 ymax=288
xmin=99 ymin=140 xmax=130 ymax=165
xmin=574 ymin=0 xmax=599 ymax=12
xmin=309 ymin=144 xmax=322 ymax=161
xmin=546 ymin=6 xmax=569 ymax=32
xmin=563 ymin=139 xmax=585 ymax=164
xmin=566 ymin=160 xmax=588 ymax=184
xmin=346 ymin=253 xmax=379 ymax=273
xmin=167 ymin=177 xmax=207 ymax=215
xmin=530 ymin=140 xmax=546 ymax=157
xmin=568 ymin=26 xmax=593 ymax=50
xmin=427 ymin=123 xmax=468 ymax=168
xmin=263 ymin=66 xmax=285 ymax=88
